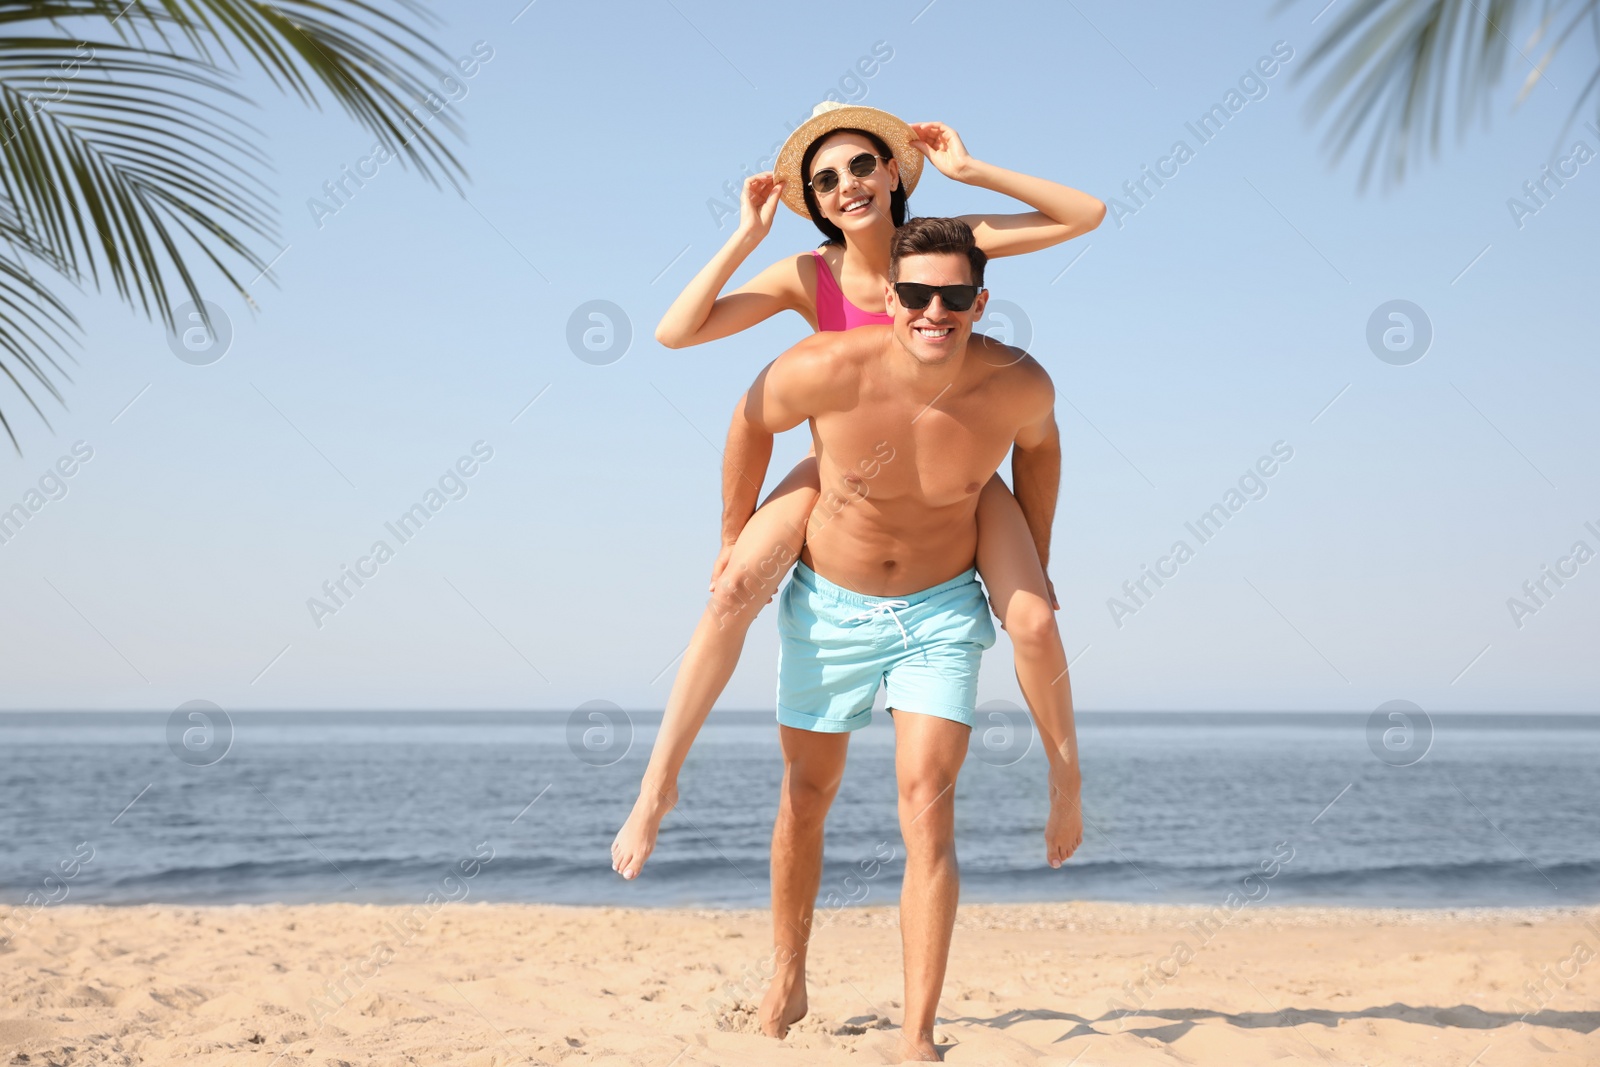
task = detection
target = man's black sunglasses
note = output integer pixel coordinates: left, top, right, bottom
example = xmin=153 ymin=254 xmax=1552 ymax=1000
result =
xmin=892 ymin=282 xmax=983 ymax=313
xmin=807 ymin=151 xmax=886 ymax=194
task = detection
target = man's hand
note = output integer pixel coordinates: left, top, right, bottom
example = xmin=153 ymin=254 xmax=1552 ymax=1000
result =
xmin=709 ymin=542 xmax=736 ymax=591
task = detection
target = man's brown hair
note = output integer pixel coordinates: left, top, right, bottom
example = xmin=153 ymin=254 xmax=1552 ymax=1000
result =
xmin=888 ymin=217 xmax=987 ymax=288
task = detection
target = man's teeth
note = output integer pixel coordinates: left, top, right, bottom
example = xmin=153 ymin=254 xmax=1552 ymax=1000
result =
xmin=915 ymin=327 xmax=951 ymax=338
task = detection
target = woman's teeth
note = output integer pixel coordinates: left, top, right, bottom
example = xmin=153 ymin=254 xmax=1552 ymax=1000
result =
xmin=842 ymin=196 xmax=871 ymax=213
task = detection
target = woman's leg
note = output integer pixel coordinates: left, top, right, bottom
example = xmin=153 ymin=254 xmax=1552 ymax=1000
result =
xmin=974 ymin=475 xmax=1084 ymax=867
xmin=612 ymin=457 xmax=819 ymax=880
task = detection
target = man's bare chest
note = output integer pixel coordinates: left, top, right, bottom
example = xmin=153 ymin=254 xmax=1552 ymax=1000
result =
xmin=815 ymin=400 xmax=1014 ymax=511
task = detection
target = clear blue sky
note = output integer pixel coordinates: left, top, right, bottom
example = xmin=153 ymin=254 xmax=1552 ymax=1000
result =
xmin=1 ymin=0 xmax=1595 ymax=712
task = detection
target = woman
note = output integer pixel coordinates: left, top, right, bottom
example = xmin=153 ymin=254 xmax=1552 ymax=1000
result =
xmin=613 ymin=102 xmax=1103 ymax=883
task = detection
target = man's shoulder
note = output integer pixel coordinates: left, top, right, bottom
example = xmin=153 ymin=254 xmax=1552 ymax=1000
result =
xmin=779 ymin=325 xmax=887 ymax=373
xmin=768 ymin=328 xmax=883 ymax=410
xmin=970 ymin=335 xmax=1054 ymax=395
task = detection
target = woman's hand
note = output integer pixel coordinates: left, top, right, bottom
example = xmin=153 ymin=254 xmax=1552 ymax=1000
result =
xmin=737 ymin=172 xmax=784 ymax=243
xmin=909 ymin=121 xmax=977 ymax=182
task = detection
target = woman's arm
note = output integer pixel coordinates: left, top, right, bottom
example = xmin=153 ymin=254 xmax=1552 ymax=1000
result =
xmin=655 ymin=173 xmax=810 ymax=347
xmin=911 ymin=121 xmax=1106 ymax=259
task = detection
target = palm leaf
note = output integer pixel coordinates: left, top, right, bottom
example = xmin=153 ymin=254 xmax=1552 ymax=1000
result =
xmin=1277 ymin=0 xmax=1600 ymax=190
xmin=0 ymin=211 xmax=77 ymax=452
xmin=0 ymin=0 xmax=470 ymax=455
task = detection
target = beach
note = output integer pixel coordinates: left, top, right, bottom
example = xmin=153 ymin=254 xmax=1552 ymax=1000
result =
xmin=4 ymin=901 xmax=1597 ymax=1065
xmin=5 ymin=715 xmax=1597 ymax=1063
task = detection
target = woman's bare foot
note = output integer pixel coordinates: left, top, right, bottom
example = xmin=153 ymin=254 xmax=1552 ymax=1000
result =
xmin=758 ymin=962 xmax=808 ymax=1038
xmin=892 ymin=1029 xmax=943 ymax=1062
xmin=1044 ymin=773 xmax=1083 ymax=869
xmin=611 ymin=782 xmax=678 ymax=880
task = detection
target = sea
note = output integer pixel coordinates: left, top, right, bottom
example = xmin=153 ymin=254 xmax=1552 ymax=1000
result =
xmin=2 ymin=710 xmax=1596 ymax=911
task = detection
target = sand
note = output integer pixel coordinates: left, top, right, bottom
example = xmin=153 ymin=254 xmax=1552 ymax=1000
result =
xmin=3 ymin=900 xmax=1597 ymax=1065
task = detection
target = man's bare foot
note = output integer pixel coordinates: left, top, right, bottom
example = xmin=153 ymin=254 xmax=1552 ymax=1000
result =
xmin=1045 ymin=773 xmax=1083 ymax=869
xmin=611 ymin=783 xmax=678 ymax=880
xmin=758 ymin=963 xmax=808 ymax=1039
xmin=892 ymin=1029 xmax=943 ymax=1062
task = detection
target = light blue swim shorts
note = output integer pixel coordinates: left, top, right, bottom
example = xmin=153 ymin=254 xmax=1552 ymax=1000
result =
xmin=776 ymin=562 xmax=997 ymax=733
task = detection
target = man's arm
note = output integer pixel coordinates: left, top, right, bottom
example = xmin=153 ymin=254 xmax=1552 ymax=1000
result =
xmin=717 ymin=345 xmax=825 ymax=552
xmin=720 ymin=389 xmax=773 ymax=548
xmin=1011 ymin=387 xmax=1061 ymax=578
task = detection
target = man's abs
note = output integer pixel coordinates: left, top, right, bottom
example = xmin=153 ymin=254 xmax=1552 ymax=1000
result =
xmin=800 ymin=497 xmax=981 ymax=597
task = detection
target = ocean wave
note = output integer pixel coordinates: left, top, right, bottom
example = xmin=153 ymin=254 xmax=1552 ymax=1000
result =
xmin=18 ymin=854 xmax=1594 ymax=909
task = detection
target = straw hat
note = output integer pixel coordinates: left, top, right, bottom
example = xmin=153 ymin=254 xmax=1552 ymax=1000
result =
xmin=773 ymin=101 xmax=923 ymax=217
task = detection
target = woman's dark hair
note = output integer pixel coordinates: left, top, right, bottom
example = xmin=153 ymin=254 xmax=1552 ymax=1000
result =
xmin=799 ymin=128 xmax=909 ymax=246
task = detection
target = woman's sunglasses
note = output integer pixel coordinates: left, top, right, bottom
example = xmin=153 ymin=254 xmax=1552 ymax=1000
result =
xmin=892 ymin=282 xmax=982 ymax=313
xmin=807 ymin=152 xmax=887 ymax=195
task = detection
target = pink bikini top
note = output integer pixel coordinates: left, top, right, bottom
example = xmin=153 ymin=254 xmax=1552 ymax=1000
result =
xmin=810 ymin=249 xmax=892 ymax=332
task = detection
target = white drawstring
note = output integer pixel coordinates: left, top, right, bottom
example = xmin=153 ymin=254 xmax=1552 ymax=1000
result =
xmin=843 ymin=599 xmax=912 ymax=648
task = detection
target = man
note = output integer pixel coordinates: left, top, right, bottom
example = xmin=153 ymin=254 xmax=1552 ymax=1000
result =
xmin=730 ymin=217 xmax=1084 ymax=1062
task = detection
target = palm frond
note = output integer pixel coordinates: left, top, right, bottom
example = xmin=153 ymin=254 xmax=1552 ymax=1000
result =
xmin=0 ymin=64 xmax=269 ymax=326
xmin=0 ymin=1 xmax=470 ymax=455
xmin=0 ymin=222 xmax=79 ymax=453
xmin=1277 ymin=0 xmax=1599 ymax=190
